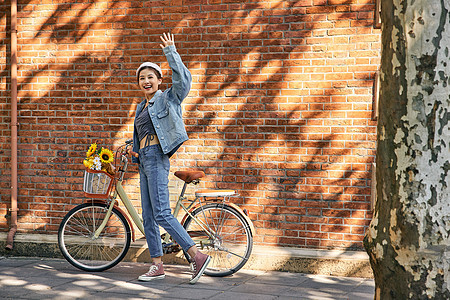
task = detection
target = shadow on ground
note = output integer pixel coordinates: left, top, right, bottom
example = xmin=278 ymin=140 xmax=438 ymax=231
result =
xmin=0 ymin=256 xmax=374 ymax=299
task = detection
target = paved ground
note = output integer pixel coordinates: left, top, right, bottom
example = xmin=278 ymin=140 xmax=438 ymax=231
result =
xmin=0 ymin=256 xmax=374 ymax=299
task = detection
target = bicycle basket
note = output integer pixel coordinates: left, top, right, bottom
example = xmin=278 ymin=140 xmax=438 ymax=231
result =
xmin=83 ymin=168 xmax=114 ymax=199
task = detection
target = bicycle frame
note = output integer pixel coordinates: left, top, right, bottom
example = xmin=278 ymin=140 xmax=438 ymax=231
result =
xmin=92 ymin=146 xmax=221 ymax=247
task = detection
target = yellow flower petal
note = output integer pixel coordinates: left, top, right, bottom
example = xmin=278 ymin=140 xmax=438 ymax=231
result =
xmin=83 ymin=158 xmax=93 ymax=169
xmin=86 ymin=143 xmax=97 ymax=157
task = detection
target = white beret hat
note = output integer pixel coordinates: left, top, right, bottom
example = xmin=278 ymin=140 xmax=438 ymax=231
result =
xmin=136 ymin=62 xmax=162 ymax=78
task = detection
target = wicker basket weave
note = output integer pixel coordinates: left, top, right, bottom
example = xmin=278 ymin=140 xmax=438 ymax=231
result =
xmin=83 ymin=168 xmax=114 ymax=199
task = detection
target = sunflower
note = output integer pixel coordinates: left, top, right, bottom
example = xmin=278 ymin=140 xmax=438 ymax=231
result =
xmin=83 ymin=158 xmax=93 ymax=169
xmin=86 ymin=143 xmax=97 ymax=157
xmin=99 ymin=147 xmax=114 ymax=165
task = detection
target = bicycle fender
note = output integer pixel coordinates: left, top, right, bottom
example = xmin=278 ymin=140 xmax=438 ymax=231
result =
xmin=90 ymin=200 xmax=136 ymax=242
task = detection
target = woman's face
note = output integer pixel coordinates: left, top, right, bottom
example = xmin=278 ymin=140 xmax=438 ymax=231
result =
xmin=138 ymin=68 xmax=162 ymax=98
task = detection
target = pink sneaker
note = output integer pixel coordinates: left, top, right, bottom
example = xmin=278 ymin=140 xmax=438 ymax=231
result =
xmin=138 ymin=262 xmax=165 ymax=281
xmin=189 ymin=251 xmax=211 ymax=284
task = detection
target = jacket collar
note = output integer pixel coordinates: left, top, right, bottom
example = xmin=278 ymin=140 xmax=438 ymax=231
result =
xmin=136 ymin=90 xmax=162 ymax=114
xmin=147 ymin=90 xmax=162 ymax=104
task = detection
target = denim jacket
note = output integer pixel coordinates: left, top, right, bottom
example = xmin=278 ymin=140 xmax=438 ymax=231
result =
xmin=132 ymin=45 xmax=191 ymax=163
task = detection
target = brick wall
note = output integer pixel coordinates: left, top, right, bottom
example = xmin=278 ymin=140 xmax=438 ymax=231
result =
xmin=1 ymin=0 xmax=379 ymax=250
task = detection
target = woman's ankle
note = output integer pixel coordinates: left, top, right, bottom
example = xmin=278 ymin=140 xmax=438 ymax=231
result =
xmin=152 ymin=257 xmax=163 ymax=265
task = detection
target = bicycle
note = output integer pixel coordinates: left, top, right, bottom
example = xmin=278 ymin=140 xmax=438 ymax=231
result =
xmin=58 ymin=140 xmax=255 ymax=277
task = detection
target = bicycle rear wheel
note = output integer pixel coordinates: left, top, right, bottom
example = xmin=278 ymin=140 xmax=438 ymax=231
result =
xmin=58 ymin=202 xmax=131 ymax=272
xmin=183 ymin=203 xmax=253 ymax=277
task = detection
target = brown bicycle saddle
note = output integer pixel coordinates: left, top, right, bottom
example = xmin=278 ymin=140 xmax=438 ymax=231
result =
xmin=174 ymin=170 xmax=205 ymax=183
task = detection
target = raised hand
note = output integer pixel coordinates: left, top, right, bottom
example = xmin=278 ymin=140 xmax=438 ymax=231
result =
xmin=160 ymin=32 xmax=175 ymax=49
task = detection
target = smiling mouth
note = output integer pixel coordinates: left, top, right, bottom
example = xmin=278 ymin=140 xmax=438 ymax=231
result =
xmin=143 ymin=85 xmax=152 ymax=90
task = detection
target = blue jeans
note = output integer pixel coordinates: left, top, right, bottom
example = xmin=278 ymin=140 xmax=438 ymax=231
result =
xmin=139 ymin=144 xmax=195 ymax=258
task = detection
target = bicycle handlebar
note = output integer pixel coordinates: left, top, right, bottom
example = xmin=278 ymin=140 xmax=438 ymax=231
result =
xmin=114 ymin=140 xmax=133 ymax=181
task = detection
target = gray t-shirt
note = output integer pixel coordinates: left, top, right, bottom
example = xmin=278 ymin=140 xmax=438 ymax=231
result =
xmin=135 ymin=107 xmax=156 ymax=142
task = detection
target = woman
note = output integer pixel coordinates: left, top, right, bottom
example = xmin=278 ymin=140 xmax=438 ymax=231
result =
xmin=130 ymin=33 xmax=210 ymax=284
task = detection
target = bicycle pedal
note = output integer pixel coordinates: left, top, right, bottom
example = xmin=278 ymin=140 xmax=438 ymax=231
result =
xmin=162 ymin=242 xmax=181 ymax=254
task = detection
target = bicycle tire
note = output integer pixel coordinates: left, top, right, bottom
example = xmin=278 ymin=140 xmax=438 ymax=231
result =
xmin=58 ymin=202 xmax=131 ymax=272
xmin=183 ymin=203 xmax=253 ymax=277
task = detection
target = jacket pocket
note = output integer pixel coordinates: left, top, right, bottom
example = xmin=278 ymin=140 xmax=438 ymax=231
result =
xmin=157 ymin=103 xmax=170 ymax=119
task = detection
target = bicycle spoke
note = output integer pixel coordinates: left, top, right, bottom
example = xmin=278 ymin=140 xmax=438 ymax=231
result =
xmin=216 ymin=204 xmax=228 ymax=236
xmin=203 ymin=202 xmax=218 ymax=234
xmin=69 ymin=214 xmax=93 ymax=234
xmin=211 ymin=249 xmax=234 ymax=270
xmin=63 ymin=226 xmax=90 ymax=238
xmin=216 ymin=225 xmax=247 ymax=239
xmin=70 ymin=242 xmax=91 ymax=261
xmin=216 ymin=247 xmax=247 ymax=260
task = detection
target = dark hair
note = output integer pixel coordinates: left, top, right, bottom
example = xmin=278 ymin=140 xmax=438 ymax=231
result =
xmin=137 ymin=66 xmax=162 ymax=82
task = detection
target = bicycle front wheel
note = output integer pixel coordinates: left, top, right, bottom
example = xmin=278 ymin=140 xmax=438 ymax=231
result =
xmin=183 ymin=203 xmax=253 ymax=277
xmin=58 ymin=202 xmax=131 ymax=272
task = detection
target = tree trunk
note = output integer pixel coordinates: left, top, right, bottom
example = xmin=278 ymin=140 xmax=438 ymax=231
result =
xmin=364 ymin=0 xmax=450 ymax=299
